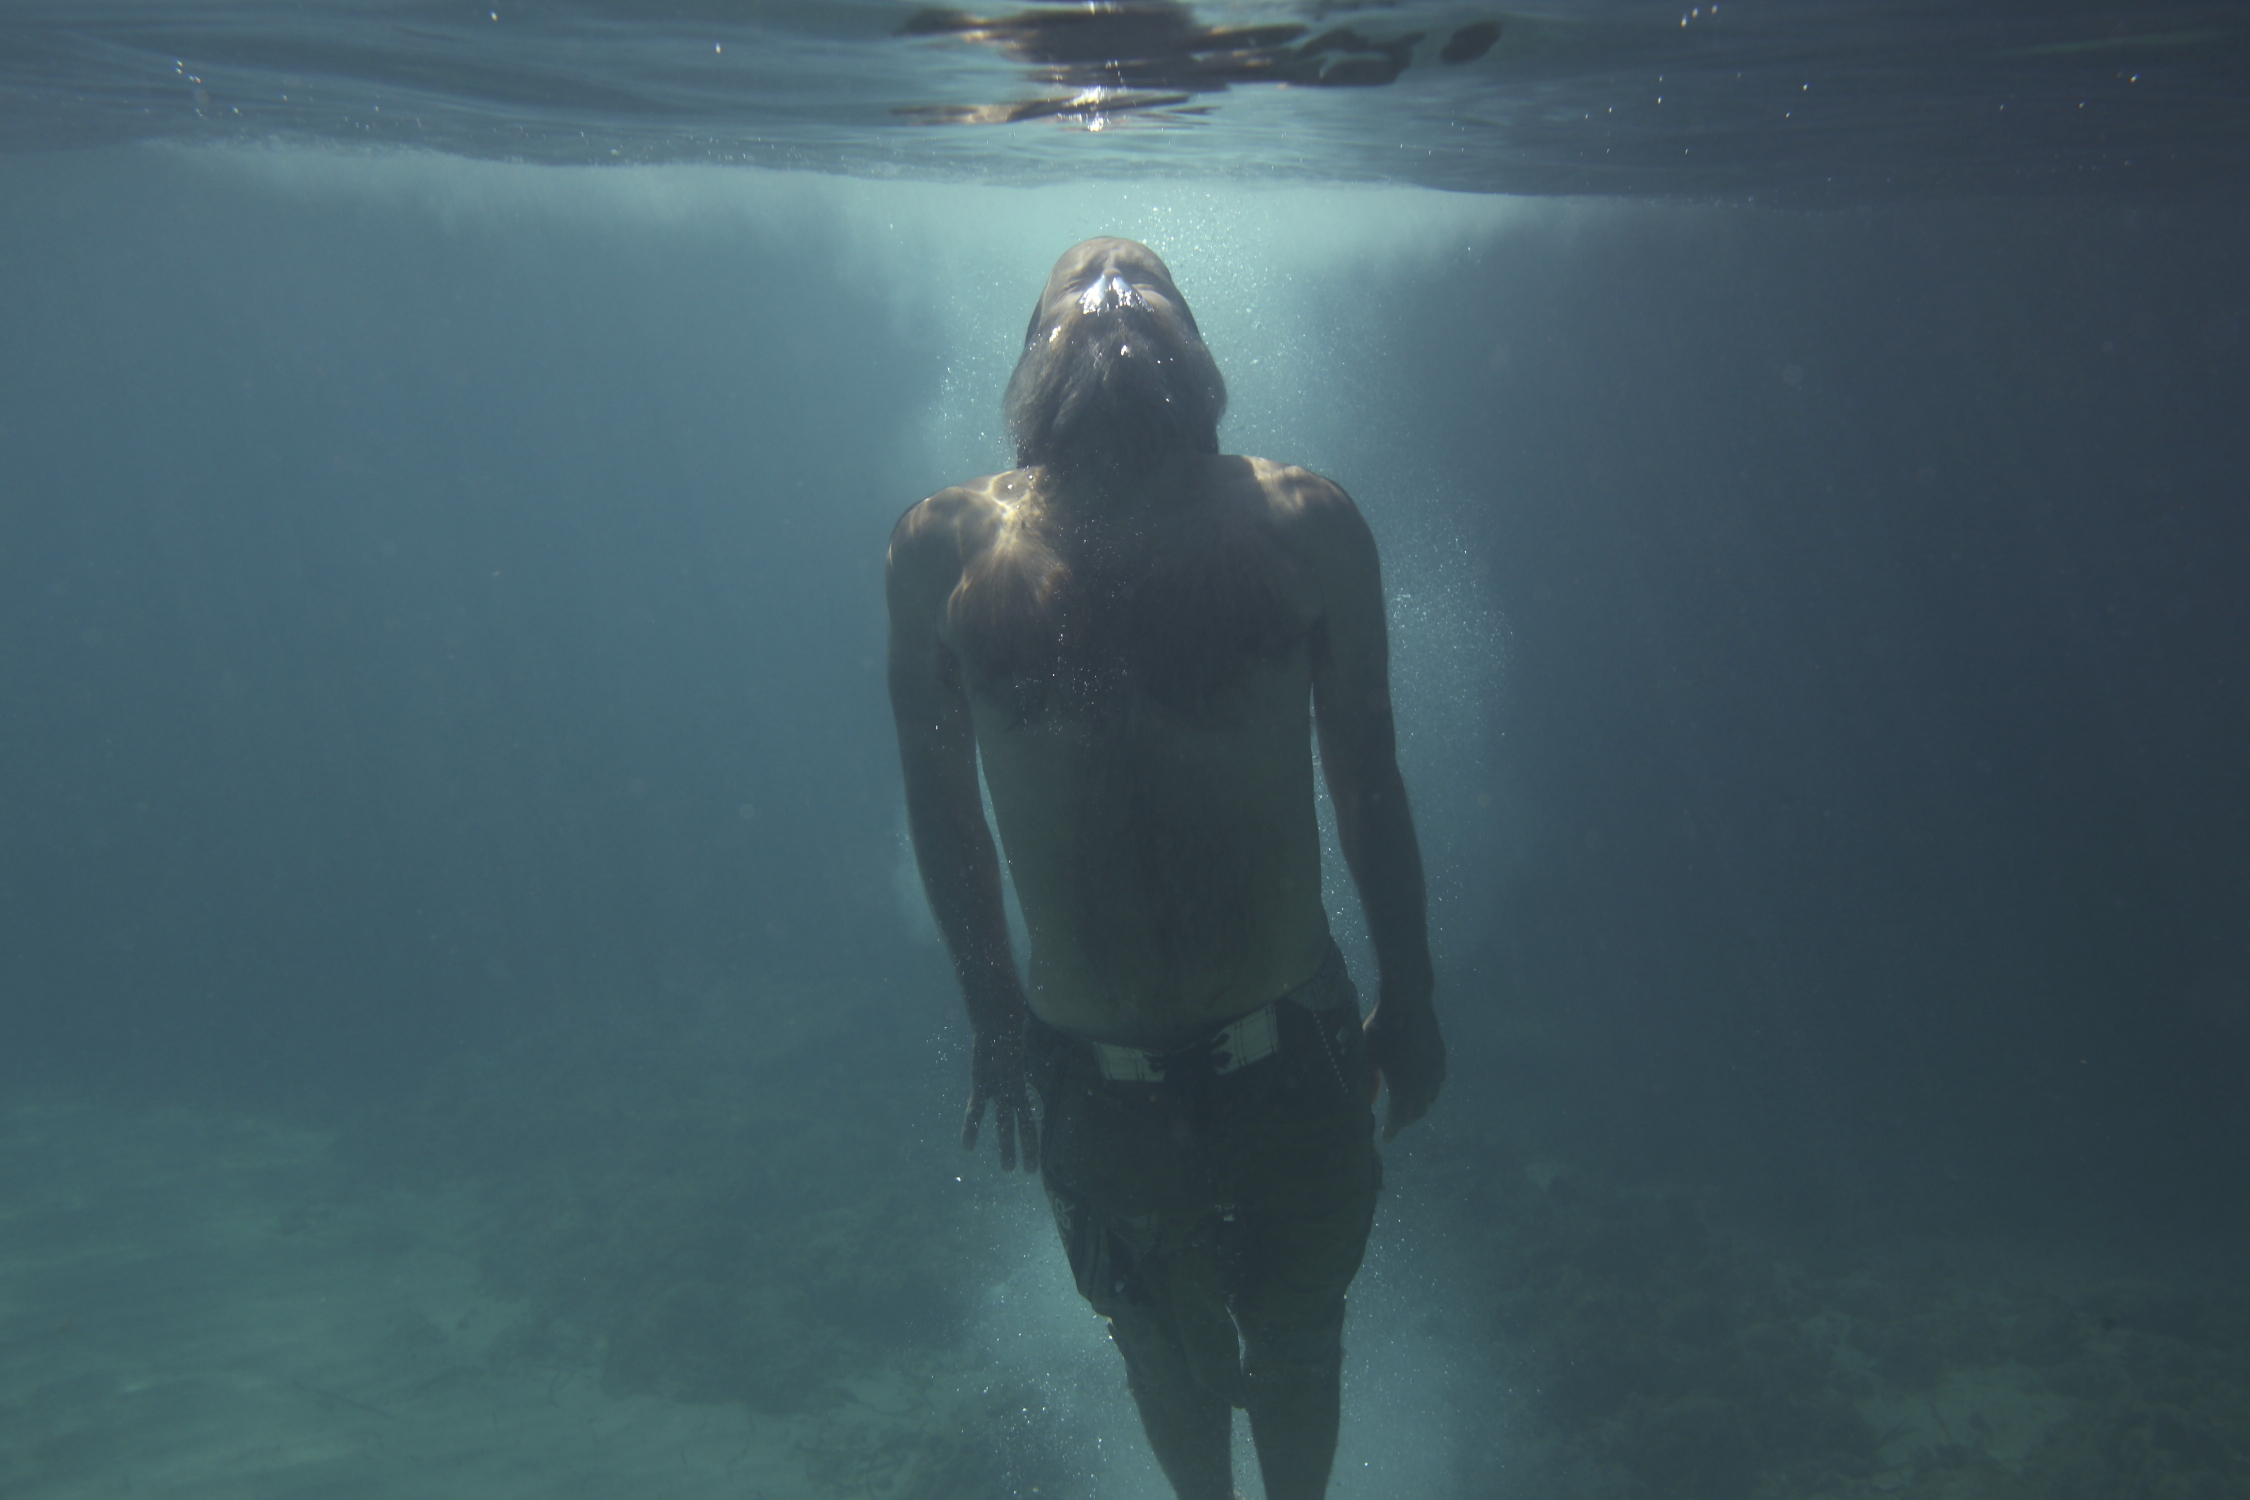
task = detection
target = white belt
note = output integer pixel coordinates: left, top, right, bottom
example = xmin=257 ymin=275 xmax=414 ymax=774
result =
xmin=1093 ymin=1002 xmax=1283 ymax=1084
xmin=1087 ymin=947 xmax=1348 ymax=1085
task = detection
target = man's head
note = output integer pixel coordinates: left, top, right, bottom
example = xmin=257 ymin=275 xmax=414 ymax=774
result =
xmin=1003 ymin=237 xmax=1227 ymax=476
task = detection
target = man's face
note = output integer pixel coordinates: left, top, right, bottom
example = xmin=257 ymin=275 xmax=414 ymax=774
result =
xmin=1027 ymin=238 xmax=1200 ymax=368
xmin=1004 ymin=236 xmax=1226 ymax=470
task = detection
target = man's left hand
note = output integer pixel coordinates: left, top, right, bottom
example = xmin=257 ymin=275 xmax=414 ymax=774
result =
xmin=962 ymin=1010 xmax=1041 ymax=1173
xmin=1364 ymin=993 xmax=1445 ymax=1140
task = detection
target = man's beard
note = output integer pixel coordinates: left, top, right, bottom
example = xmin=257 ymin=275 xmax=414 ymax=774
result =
xmin=1004 ymin=313 xmax=1226 ymax=475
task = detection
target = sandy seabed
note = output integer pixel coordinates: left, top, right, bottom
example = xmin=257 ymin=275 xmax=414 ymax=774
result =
xmin=5 ymin=1086 xmax=2246 ymax=1500
xmin=0 ymin=1096 xmax=1014 ymax=1500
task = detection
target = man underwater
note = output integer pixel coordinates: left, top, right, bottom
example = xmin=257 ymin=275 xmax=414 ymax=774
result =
xmin=887 ymin=237 xmax=1444 ymax=1500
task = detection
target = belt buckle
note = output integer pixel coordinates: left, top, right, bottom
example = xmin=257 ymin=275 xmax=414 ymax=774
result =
xmin=1093 ymin=1040 xmax=1166 ymax=1084
xmin=1209 ymin=1003 xmax=1280 ymax=1076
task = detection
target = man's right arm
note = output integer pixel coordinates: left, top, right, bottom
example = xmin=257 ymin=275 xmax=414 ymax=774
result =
xmin=885 ymin=492 xmax=1037 ymax=1170
xmin=1292 ymin=470 xmax=1446 ymax=1138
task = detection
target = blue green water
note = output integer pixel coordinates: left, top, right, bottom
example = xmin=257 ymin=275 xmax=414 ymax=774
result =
xmin=2 ymin=5 xmax=2246 ymax=1498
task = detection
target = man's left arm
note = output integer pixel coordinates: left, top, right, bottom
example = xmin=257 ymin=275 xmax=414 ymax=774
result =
xmin=1298 ymin=474 xmax=1446 ymax=1139
xmin=886 ymin=494 xmax=1038 ymax=1172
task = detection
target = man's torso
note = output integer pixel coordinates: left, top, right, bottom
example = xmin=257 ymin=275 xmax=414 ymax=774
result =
xmin=932 ymin=454 xmax=1333 ymax=1047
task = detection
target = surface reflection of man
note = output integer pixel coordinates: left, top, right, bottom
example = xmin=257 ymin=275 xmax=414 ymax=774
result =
xmin=887 ymin=238 xmax=1444 ymax=1500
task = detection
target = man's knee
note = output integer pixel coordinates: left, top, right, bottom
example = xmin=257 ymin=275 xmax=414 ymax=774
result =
xmin=1243 ymin=1328 xmax=1342 ymax=1385
xmin=1247 ymin=1337 xmax=1341 ymax=1386
xmin=1236 ymin=1285 xmax=1348 ymax=1386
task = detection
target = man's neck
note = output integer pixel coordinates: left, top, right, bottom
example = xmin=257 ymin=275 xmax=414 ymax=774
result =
xmin=1034 ymin=450 xmax=1203 ymax=530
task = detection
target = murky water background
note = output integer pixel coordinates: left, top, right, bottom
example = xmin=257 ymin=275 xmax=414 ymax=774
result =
xmin=3 ymin=5 xmax=2246 ymax=1497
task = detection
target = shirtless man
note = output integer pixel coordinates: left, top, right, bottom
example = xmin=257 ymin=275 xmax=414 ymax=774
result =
xmin=887 ymin=238 xmax=1444 ymax=1500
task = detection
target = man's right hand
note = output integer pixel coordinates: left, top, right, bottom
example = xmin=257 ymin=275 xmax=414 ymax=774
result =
xmin=1365 ymin=989 xmax=1445 ymax=1141
xmin=962 ymin=1011 xmax=1040 ymax=1172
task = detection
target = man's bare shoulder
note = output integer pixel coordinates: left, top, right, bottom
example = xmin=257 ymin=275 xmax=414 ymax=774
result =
xmin=891 ymin=471 xmax=1033 ymax=559
xmin=1203 ymin=454 xmax=1345 ymax=522
xmin=887 ymin=470 xmax=1036 ymax=601
xmin=1219 ymin=455 xmax=1373 ymax=569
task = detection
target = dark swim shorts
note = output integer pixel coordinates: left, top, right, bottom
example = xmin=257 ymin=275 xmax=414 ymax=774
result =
xmin=1028 ymin=945 xmax=1382 ymax=1408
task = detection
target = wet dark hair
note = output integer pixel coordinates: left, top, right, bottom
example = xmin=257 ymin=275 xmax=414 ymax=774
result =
xmin=1002 ymin=238 xmax=1227 ymax=474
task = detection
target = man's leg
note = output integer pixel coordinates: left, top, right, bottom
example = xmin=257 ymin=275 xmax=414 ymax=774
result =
xmin=1235 ymin=1230 xmax=1361 ymax=1500
xmin=1104 ymin=1302 xmax=1236 ymax=1500
xmin=1228 ymin=996 xmax=1382 ymax=1500
xmin=1242 ymin=1344 xmax=1345 ymax=1500
xmin=1038 ymin=1059 xmax=1239 ymax=1500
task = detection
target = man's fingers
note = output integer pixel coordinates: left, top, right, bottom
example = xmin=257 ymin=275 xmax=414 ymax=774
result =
xmin=1366 ymin=1003 xmax=1446 ymax=1141
xmin=963 ymin=1093 xmax=1044 ymax=1173
xmin=1377 ymin=1069 xmax=1438 ymax=1141
xmin=995 ymin=1105 xmax=1018 ymax=1171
